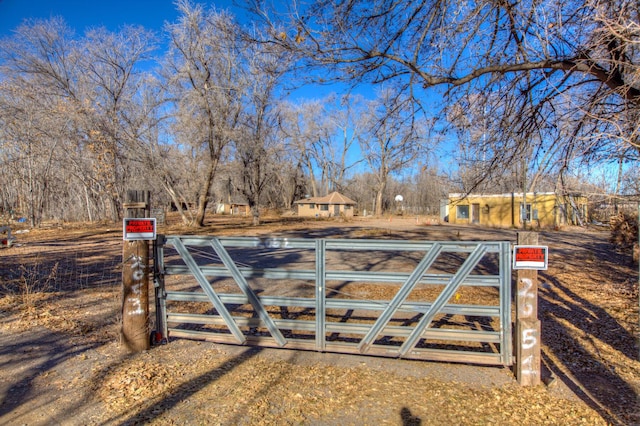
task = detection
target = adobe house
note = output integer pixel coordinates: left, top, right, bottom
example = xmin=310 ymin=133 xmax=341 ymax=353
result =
xmin=445 ymin=192 xmax=588 ymax=228
xmin=294 ymin=191 xmax=357 ymax=218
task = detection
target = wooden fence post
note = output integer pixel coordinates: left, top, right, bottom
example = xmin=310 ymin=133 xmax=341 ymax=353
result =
xmin=514 ymin=231 xmax=541 ymax=386
xmin=122 ymin=190 xmax=151 ymax=352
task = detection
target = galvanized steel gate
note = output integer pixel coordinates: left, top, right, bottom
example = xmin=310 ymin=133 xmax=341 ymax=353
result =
xmin=153 ymin=236 xmax=513 ymax=366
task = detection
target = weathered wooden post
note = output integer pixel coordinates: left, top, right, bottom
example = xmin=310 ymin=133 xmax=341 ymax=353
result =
xmin=122 ymin=190 xmax=153 ymax=352
xmin=514 ymin=231 xmax=546 ymax=386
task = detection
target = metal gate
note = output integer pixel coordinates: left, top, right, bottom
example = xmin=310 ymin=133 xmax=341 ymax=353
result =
xmin=153 ymin=236 xmax=513 ymax=366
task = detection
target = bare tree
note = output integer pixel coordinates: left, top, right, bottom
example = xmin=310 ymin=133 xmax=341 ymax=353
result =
xmin=250 ymin=0 xmax=640 ymax=188
xmin=326 ymin=94 xmax=366 ymax=192
xmin=0 ymin=18 xmax=82 ymax=224
xmin=279 ymin=94 xmax=364 ymax=199
xmin=346 ymin=172 xmax=378 ymax=215
xmin=0 ymin=17 xmax=157 ymax=223
xmin=411 ymin=165 xmax=450 ymax=215
xmin=266 ymin=120 xmax=307 ymax=210
xmin=358 ymin=88 xmax=428 ymax=216
xmin=0 ymin=84 xmax=63 ymax=226
xmin=80 ymin=25 xmax=157 ymax=221
xmin=234 ymin=32 xmax=291 ymax=225
xmin=620 ymin=163 xmax=640 ymax=197
xmin=163 ymin=0 xmax=244 ymax=226
xmin=0 ymin=17 xmax=81 ymax=99
xmin=279 ymin=99 xmax=325 ymax=197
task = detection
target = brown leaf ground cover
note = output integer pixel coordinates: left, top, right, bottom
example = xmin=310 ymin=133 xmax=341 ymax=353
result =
xmin=0 ymin=215 xmax=638 ymax=425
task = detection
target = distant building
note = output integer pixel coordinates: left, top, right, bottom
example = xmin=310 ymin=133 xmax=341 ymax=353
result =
xmin=444 ymin=192 xmax=588 ymax=228
xmin=294 ymin=191 xmax=356 ymax=218
xmin=215 ymin=201 xmax=250 ymax=216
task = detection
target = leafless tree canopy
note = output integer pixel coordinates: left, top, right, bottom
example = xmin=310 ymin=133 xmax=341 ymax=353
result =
xmin=253 ymin=0 xmax=639 ymax=190
xmin=358 ymin=87 xmax=430 ymax=215
xmin=0 ymin=18 xmax=157 ymax=225
xmin=0 ymin=1 xmax=637 ymax=226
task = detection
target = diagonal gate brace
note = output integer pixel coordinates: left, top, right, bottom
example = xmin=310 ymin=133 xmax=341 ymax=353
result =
xmin=171 ymin=238 xmax=246 ymax=344
xmin=209 ymin=238 xmax=288 ymax=347
xmin=398 ymin=244 xmax=488 ymax=357
xmin=358 ymin=243 xmax=443 ymax=353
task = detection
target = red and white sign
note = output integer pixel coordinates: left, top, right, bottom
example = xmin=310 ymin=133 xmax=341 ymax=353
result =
xmin=513 ymin=245 xmax=548 ymax=270
xmin=123 ymin=218 xmax=156 ymax=241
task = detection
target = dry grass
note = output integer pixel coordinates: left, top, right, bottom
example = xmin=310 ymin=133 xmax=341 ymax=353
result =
xmin=0 ymin=215 xmax=638 ymax=425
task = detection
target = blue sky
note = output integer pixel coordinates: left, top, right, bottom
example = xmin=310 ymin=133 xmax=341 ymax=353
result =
xmin=0 ymin=0 xmax=242 ymax=37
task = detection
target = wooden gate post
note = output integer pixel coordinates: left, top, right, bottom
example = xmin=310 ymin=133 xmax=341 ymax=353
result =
xmin=515 ymin=231 xmax=541 ymax=386
xmin=122 ymin=190 xmax=151 ymax=352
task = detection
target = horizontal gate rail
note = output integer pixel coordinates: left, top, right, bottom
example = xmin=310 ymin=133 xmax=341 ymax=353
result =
xmin=165 ymin=313 xmax=501 ymax=342
xmin=162 ymin=266 xmax=501 ymax=287
xmin=155 ymin=235 xmax=513 ymax=366
xmin=164 ymin=292 xmax=502 ymax=316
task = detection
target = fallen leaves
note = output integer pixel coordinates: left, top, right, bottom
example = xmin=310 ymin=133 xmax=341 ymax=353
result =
xmin=0 ymin=220 xmax=638 ymax=425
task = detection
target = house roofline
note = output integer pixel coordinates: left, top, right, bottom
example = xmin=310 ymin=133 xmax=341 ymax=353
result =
xmin=448 ymin=192 xmax=583 ymax=198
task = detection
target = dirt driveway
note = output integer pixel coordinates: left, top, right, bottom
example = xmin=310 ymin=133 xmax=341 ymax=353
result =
xmin=0 ymin=215 xmax=638 ymax=425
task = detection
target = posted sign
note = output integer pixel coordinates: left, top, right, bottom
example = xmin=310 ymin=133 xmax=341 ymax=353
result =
xmin=513 ymin=245 xmax=548 ymax=270
xmin=123 ymin=218 xmax=156 ymax=241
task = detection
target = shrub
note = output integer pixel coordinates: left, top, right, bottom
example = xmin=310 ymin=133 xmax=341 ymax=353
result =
xmin=610 ymin=213 xmax=639 ymax=262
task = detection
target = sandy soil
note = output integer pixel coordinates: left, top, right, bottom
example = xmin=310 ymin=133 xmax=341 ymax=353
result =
xmin=0 ymin=215 xmax=638 ymax=425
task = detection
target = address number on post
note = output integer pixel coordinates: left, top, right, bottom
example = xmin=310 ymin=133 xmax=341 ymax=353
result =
xmin=123 ymin=218 xmax=156 ymax=241
xmin=513 ymin=245 xmax=548 ymax=270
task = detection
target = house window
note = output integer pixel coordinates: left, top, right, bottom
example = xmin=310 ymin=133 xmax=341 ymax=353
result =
xmin=308 ymin=203 xmax=315 ymax=209
xmin=457 ymin=205 xmax=469 ymax=219
xmin=344 ymin=205 xmax=351 ymax=210
xmin=520 ymin=203 xmax=532 ymax=221
xmin=320 ymin=204 xmax=329 ymax=211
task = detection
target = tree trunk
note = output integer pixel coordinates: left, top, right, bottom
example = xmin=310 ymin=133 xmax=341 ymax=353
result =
xmin=111 ymin=196 xmax=120 ymax=223
xmin=163 ymin=183 xmax=191 ymax=226
xmin=84 ymin=185 xmax=93 ymax=222
xmin=251 ymin=205 xmax=260 ymax=226
xmin=195 ymin=195 xmax=209 ymax=227
xmin=375 ymin=188 xmax=384 ymax=216
xmin=195 ymin=163 xmax=216 ymax=227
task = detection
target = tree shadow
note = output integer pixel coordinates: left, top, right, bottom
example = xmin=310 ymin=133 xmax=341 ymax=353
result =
xmin=0 ymin=329 xmax=104 ymax=420
xmin=539 ymin=272 xmax=636 ymax=361
xmin=400 ymin=407 xmax=422 ymax=425
xmin=0 ymin=241 xmax=122 ymax=294
xmin=539 ymin=272 xmax=638 ymax=424
xmin=102 ymin=347 xmax=264 ymax=425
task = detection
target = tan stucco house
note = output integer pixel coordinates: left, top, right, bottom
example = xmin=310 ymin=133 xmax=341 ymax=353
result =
xmin=445 ymin=192 xmax=588 ymax=228
xmin=294 ymin=191 xmax=357 ymax=218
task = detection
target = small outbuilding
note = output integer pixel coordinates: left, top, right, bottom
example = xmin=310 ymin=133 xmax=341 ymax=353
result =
xmin=294 ymin=191 xmax=357 ymax=218
xmin=445 ymin=192 xmax=588 ymax=228
xmin=215 ymin=200 xmax=250 ymax=216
